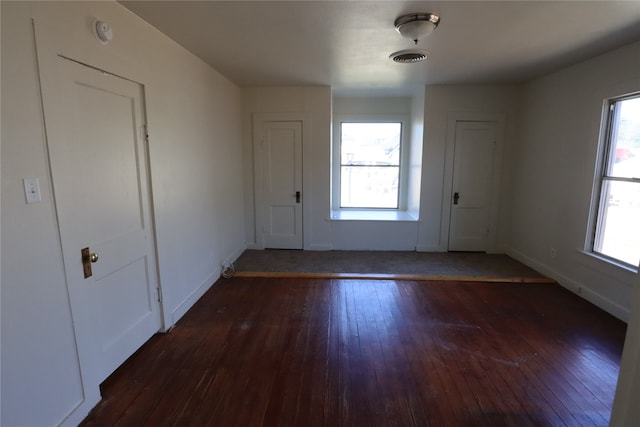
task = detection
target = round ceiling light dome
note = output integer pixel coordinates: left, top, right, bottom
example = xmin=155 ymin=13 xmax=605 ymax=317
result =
xmin=389 ymin=49 xmax=429 ymax=63
xmin=394 ymin=13 xmax=440 ymax=44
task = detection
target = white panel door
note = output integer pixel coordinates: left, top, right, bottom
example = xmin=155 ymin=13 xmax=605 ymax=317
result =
xmin=262 ymin=121 xmax=303 ymax=249
xmin=43 ymin=57 xmax=162 ymax=382
xmin=448 ymin=121 xmax=497 ymax=252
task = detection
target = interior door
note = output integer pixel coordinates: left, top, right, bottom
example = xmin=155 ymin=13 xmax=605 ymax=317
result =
xmin=262 ymin=121 xmax=303 ymax=249
xmin=43 ymin=57 xmax=162 ymax=382
xmin=448 ymin=121 xmax=497 ymax=252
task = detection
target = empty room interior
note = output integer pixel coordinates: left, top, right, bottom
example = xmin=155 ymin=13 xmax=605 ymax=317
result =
xmin=2 ymin=1 xmax=640 ymax=426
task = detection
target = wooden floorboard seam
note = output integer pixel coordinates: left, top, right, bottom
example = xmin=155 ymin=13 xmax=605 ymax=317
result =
xmin=233 ymin=271 xmax=557 ymax=283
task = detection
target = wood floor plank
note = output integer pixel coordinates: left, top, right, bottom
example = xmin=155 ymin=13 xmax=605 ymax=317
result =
xmin=80 ymin=278 xmax=626 ymax=427
xmin=442 ymin=283 xmax=583 ymax=426
xmin=234 ymin=270 xmax=557 ymax=283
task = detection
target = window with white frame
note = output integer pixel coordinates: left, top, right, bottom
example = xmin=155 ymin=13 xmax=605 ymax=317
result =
xmin=590 ymin=93 xmax=640 ymax=268
xmin=337 ymin=121 xmax=403 ymax=209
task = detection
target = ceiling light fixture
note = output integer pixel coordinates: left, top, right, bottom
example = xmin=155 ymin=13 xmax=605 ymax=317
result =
xmin=391 ymin=12 xmax=440 ymax=64
xmin=394 ymin=13 xmax=440 ymax=45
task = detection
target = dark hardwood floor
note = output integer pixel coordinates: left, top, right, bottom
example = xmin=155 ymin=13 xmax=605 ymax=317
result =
xmin=80 ymin=278 xmax=626 ymax=427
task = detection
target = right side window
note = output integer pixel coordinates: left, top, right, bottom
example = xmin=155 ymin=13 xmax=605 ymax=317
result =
xmin=592 ymin=94 xmax=640 ymax=267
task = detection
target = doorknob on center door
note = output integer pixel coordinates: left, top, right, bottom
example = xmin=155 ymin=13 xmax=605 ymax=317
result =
xmin=81 ymin=247 xmax=98 ymax=279
xmin=295 ymin=191 xmax=301 ymax=203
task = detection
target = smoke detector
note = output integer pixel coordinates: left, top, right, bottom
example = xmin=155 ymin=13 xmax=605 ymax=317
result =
xmin=389 ymin=49 xmax=429 ymax=63
xmin=92 ymin=20 xmax=114 ymax=45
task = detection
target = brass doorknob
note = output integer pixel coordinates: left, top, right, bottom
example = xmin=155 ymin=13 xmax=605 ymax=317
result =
xmin=90 ymin=253 xmax=99 ymax=263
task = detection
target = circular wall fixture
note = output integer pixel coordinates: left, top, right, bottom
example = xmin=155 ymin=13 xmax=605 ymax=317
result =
xmin=389 ymin=49 xmax=429 ymax=63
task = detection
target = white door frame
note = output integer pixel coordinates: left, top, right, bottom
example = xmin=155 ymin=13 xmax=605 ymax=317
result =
xmin=33 ymin=19 xmax=164 ymax=424
xmin=252 ymin=112 xmax=311 ymax=249
xmin=40 ymin=57 xmax=164 ymax=367
xmin=440 ymin=113 xmax=506 ymax=252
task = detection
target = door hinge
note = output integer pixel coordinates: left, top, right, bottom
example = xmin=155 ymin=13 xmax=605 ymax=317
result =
xmin=143 ymin=124 xmax=150 ymax=143
xmin=156 ymin=287 xmax=162 ymax=302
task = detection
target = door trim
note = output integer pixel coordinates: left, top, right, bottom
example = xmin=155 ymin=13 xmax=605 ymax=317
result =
xmin=251 ymin=112 xmax=311 ymax=250
xmin=440 ymin=113 xmax=506 ymax=252
xmin=42 ymin=56 xmax=164 ymax=349
xmin=33 ymin=19 xmax=164 ymax=424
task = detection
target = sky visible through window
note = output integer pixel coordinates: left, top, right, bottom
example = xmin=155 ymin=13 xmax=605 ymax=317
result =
xmin=340 ymin=122 xmax=401 ymax=208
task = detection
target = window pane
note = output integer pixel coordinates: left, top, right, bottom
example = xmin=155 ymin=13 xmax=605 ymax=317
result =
xmin=341 ymin=166 xmax=399 ymax=208
xmin=607 ymin=97 xmax=640 ymax=179
xmin=594 ymin=180 xmax=640 ymax=266
xmin=341 ymin=123 xmax=401 ymax=166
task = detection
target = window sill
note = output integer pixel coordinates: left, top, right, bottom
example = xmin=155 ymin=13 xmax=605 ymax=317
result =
xmin=330 ymin=210 xmax=419 ymax=222
xmin=577 ymin=250 xmax=638 ymax=277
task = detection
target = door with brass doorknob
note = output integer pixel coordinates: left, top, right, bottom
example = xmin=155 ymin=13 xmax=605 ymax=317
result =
xmin=81 ymin=247 xmax=99 ymax=278
xmin=38 ymin=53 xmax=162 ymax=386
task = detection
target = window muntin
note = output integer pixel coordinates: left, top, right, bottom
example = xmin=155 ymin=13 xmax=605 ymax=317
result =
xmin=592 ymin=94 xmax=640 ymax=267
xmin=339 ymin=122 xmax=402 ymax=209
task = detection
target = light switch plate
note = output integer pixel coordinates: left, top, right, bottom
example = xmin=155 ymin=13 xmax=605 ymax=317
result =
xmin=24 ymin=178 xmax=42 ymax=204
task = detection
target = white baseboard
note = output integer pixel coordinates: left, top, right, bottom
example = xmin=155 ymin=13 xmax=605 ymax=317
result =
xmin=58 ymin=390 xmax=101 ymax=427
xmin=170 ymin=270 xmax=219 ymax=326
xmin=579 ymin=285 xmax=629 ymax=322
xmin=226 ymin=245 xmax=247 ymax=266
xmin=246 ymin=244 xmax=333 ymax=251
xmin=305 ymin=244 xmax=333 ymax=251
xmin=506 ymin=247 xmax=629 ymax=321
xmin=415 ymin=244 xmax=445 ymax=252
xmin=490 ymin=243 xmax=509 ymax=254
xmin=169 ymin=245 xmax=248 ymax=327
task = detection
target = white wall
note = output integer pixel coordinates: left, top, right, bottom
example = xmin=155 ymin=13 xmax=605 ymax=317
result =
xmin=242 ymin=86 xmax=332 ymax=251
xmin=509 ymin=40 xmax=640 ymax=321
xmin=409 ymin=90 xmax=425 ymax=215
xmin=2 ymin=7 xmax=85 ymax=425
xmin=1 ymin=1 xmax=245 ymax=425
xmin=416 ymin=85 xmax=522 ymax=252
